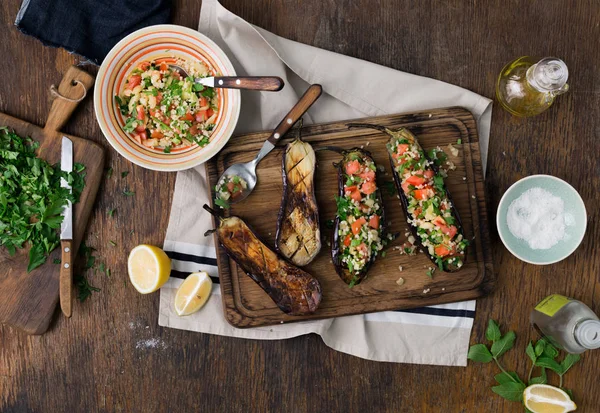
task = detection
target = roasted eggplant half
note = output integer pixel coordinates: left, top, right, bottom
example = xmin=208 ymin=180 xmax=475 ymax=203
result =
xmin=348 ymin=123 xmax=467 ymax=272
xmin=330 ymin=148 xmax=386 ymax=287
xmin=275 ymin=136 xmax=321 ymax=266
xmin=203 ymin=205 xmax=322 ymax=315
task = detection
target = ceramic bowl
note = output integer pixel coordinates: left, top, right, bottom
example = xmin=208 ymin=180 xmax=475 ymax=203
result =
xmin=94 ymin=24 xmax=240 ymax=171
xmin=496 ymin=175 xmax=587 ymax=265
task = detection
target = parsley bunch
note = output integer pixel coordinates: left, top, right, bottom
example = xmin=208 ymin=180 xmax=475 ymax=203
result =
xmin=0 ymin=127 xmax=85 ymax=272
xmin=468 ymin=319 xmax=580 ymax=410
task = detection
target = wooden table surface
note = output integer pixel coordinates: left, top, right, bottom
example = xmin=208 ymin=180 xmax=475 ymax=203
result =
xmin=1 ymin=1 xmax=599 ymax=412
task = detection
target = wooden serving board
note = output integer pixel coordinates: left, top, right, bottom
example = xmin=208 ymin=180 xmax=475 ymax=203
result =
xmin=0 ymin=66 xmax=105 ymax=335
xmin=206 ymin=107 xmax=494 ymax=328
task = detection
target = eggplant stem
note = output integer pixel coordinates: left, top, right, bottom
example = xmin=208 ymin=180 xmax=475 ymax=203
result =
xmin=204 ymin=229 xmax=217 ymax=237
xmin=346 ymin=123 xmax=389 ymax=133
xmin=203 ymin=204 xmax=223 ymax=221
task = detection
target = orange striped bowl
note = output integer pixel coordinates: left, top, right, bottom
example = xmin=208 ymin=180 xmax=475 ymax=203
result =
xmin=94 ymin=25 xmax=240 ymax=172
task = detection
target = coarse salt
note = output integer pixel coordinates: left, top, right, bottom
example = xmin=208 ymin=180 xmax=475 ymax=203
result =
xmin=506 ymin=187 xmax=566 ymax=250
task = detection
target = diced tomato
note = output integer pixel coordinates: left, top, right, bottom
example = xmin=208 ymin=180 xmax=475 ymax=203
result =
xmin=441 ymin=225 xmax=458 ymax=239
xmin=351 ymin=217 xmax=366 ymax=235
xmin=163 ymin=117 xmax=171 ymax=125
xmin=136 ymin=105 xmax=145 ymax=121
xmin=182 ymin=112 xmax=194 ymax=122
xmin=195 ymin=110 xmax=208 ymax=122
xmin=139 ymin=131 xmax=147 ymax=141
xmin=414 ymin=207 xmax=422 ymax=217
xmin=360 ymin=204 xmax=370 ymax=213
xmin=135 ymin=124 xmax=146 ymax=133
xmin=159 ymin=62 xmax=168 ymax=72
xmin=413 ymin=189 xmax=430 ymax=200
xmin=133 ymin=135 xmax=142 ymax=145
xmin=156 ymin=92 xmax=162 ymax=104
xmin=406 ymin=175 xmax=426 ymax=186
xmin=207 ymin=108 xmax=215 ymax=118
xmin=435 ymin=245 xmax=451 ymax=257
xmin=397 ymin=144 xmax=410 ymax=155
xmin=127 ymin=75 xmax=142 ymax=90
xmin=138 ymin=62 xmax=150 ymax=71
xmin=189 ymin=124 xmax=199 ymax=135
xmin=350 ymin=190 xmax=362 ymax=202
xmin=343 ymin=234 xmax=352 ymax=247
xmin=359 ymin=169 xmax=375 ymax=182
xmin=392 ymin=152 xmax=402 ymax=160
xmin=433 ymin=216 xmax=447 ymax=227
xmin=344 ymin=185 xmax=357 ymax=193
xmin=199 ymin=97 xmax=209 ymax=107
xmin=345 ymin=160 xmax=361 ymax=175
xmin=226 ymin=182 xmax=236 ymax=193
xmin=424 ymin=170 xmax=435 ymax=179
xmin=401 ymin=181 xmax=411 ymax=194
xmin=151 ymin=131 xmax=164 ymax=139
xmin=357 ymin=243 xmax=368 ymax=255
xmin=369 ymin=215 xmax=380 ymax=229
xmin=149 ymin=108 xmax=157 ymax=117
xmin=361 ymin=181 xmax=377 ymax=195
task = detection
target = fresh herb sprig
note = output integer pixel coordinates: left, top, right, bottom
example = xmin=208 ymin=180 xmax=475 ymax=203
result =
xmin=467 ymin=319 xmax=580 ymax=408
xmin=0 ymin=127 xmax=85 ymax=272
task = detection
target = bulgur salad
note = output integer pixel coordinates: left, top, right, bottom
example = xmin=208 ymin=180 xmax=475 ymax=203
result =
xmin=387 ymin=130 xmax=468 ymax=271
xmin=114 ymin=58 xmax=218 ymax=153
xmin=214 ymin=175 xmax=247 ymax=209
xmin=335 ymin=152 xmax=385 ymax=285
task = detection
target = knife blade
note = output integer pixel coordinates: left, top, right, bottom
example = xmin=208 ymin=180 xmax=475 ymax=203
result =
xmin=59 ymin=136 xmax=74 ymax=318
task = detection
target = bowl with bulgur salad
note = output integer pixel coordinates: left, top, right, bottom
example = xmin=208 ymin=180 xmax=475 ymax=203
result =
xmin=95 ymin=25 xmax=240 ymax=171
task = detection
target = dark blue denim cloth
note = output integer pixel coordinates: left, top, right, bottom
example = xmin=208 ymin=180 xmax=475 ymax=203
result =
xmin=15 ymin=0 xmax=171 ymax=65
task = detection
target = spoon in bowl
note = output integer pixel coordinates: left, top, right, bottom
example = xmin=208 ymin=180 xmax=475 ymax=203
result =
xmin=215 ymin=84 xmax=322 ymax=204
xmin=170 ymin=64 xmax=284 ymax=91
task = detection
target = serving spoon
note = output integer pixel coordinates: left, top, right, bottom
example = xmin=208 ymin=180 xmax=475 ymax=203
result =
xmin=170 ymin=64 xmax=284 ymax=91
xmin=216 ymin=84 xmax=322 ymax=204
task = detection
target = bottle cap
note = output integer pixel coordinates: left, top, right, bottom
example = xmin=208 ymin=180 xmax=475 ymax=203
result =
xmin=528 ymin=57 xmax=569 ymax=92
xmin=575 ymin=320 xmax=600 ymax=349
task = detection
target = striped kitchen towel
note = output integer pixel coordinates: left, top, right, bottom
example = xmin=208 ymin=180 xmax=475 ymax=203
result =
xmin=158 ymin=0 xmax=492 ymax=366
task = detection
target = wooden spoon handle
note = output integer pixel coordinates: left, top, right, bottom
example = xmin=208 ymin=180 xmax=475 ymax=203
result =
xmin=267 ymin=84 xmax=322 ymax=145
xmin=43 ymin=66 xmax=95 ymax=133
xmin=59 ymin=240 xmax=73 ymax=318
xmin=213 ymin=76 xmax=284 ymax=91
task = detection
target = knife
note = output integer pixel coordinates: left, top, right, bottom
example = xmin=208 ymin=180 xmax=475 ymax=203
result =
xmin=59 ymin=136 xmax=74 ymax=318
xmin=195 ymin=76 xmax=284 ymax=91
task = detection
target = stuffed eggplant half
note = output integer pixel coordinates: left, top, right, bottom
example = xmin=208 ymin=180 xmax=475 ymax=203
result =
xmin=331 ymin=149 xmax=386 ymax=287
xmin=275 ymin=137 xmax=321 ymax=266
xmin=349 ymin=124 xmax=467 ymax=271
xmin=203 ymin=205 xmax=322 ymax=315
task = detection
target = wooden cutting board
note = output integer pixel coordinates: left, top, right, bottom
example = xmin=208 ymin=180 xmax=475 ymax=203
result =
xmin=0 ymin=66 xmax=104 ymax=335
xmin=206 ymin=107 xmax=494 ymax=328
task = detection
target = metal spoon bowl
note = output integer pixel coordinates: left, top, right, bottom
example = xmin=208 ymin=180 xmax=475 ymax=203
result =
xmin=216 ymin=84 xmax=322 ymax=204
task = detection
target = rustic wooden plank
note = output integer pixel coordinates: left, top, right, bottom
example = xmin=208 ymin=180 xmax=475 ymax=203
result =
xmin=206 ymin=107 xmax=495 ymax=327
xmin=0 ymin=0 xmax=599 ymax=412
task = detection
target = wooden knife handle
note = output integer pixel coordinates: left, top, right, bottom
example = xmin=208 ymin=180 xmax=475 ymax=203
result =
xmin=44 ymin=66 xmax=95 ymax=133
xmin=213 ymin=76 xmax=284 ymax=91
xmin=59 ymin=240 xmax=74 ymax=318
xmin=267 ymin=84 xmax=322 ymax=145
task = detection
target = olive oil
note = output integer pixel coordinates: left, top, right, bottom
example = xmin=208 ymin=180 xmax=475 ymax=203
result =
xmin=531 ymin=294 xmax=600 ymax=354
xmin=496 ymin=56 xmax=569 ymax=117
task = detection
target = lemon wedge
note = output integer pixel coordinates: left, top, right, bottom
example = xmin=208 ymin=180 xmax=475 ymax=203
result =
xmin=127 ymin=245 xmax=171 ymax=294
xmin=524 ymin=384 xmax=577 ymax=413
xmin=174 ymin=272 xmax=213 ymax=316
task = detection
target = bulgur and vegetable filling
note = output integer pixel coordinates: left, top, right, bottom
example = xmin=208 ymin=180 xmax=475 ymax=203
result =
xmin=335 ymin=154 xmax=385 ymax=277
xmin=115 ymin=58 xmax=218 ymax=153
xmin=387 ymin=131 xmax=468 ymax=270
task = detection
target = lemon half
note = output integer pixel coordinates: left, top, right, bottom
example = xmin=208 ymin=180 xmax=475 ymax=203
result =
xmin=127 ymin=245 xmax=171 ymax=294
xmin=174 ymin=272 xmax=213 ymax=316
xmin=524 ymin=384 xmax=577 ymax=413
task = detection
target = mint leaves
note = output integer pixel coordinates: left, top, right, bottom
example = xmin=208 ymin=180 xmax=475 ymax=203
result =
xmin=468 ymin=319 xmax=581 ymax=408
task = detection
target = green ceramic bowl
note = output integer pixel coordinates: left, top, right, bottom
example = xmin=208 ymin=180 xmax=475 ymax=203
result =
xmin=496 ymin=175 xmax=587 ymax=265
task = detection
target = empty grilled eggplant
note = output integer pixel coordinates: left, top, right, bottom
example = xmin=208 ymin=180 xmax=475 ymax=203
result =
xmin=203 ymin=205 xmax=322 ymax=315
xmin=348 ymin=123 xmax=467 ymax=272
xmin=330 ymin=148 xmax=386 ymax=287
xmin=275 ymin=133 xmax=321 ymax=266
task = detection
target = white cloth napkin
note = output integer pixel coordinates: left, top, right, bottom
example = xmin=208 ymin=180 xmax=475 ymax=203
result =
xmin=158 ymin=0 xmax=492 ymax=366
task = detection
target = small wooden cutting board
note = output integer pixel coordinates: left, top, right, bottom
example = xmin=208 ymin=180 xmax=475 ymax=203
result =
xmin=0 ymin=66 xmax=105 ymax=335
xmin=207 ymin=107 xmax=494 ymax=328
